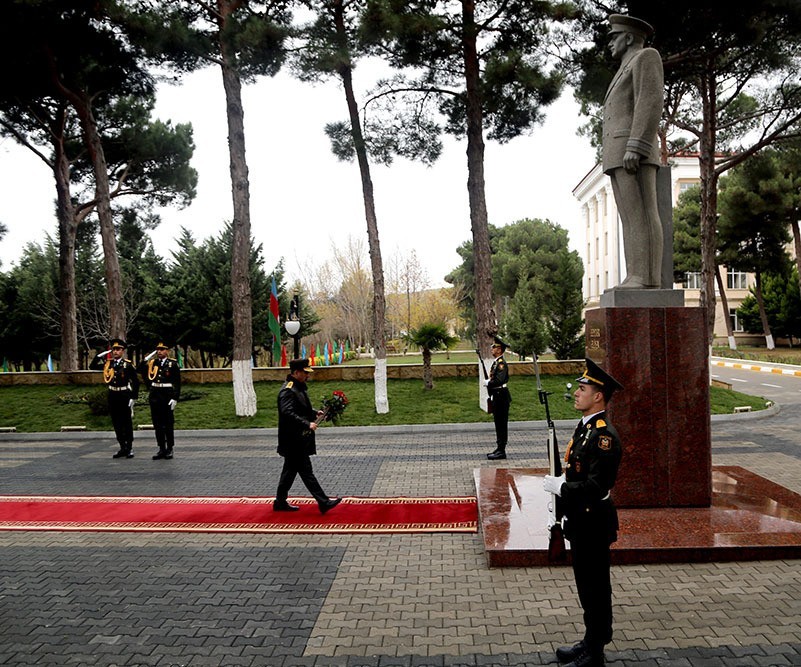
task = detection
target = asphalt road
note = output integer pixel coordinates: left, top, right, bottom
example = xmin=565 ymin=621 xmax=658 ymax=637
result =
xmin=711 ymin=359 xmax=801 ymax=405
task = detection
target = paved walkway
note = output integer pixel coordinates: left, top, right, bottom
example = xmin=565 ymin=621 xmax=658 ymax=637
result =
xmin=1 ymin=411 xmax=801 ymax=666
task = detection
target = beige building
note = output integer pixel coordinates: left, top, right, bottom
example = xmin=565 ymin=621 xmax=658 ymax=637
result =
xmin=572 ymin=154 xmax=754 ymax=344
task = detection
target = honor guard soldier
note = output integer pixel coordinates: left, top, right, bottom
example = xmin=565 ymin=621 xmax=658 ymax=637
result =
xmin=90 ymin=338 xmax=140 ymax=459
xmin=544 ymin=358 xmax=624 ymax=667
xmin=485 ymin=337 xmax=512 ymax=460
xmin=139 ymin=341 xmax=181 ymax=460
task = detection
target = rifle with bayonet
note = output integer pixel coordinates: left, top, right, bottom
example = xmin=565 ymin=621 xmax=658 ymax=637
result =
xmin=475 ymin=348 xmax=493 ymax=413
xmin=534 ymin=353 xmax=567 ymax=563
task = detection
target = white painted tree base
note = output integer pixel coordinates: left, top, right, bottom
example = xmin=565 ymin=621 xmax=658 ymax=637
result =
xmin=232 ymin=360 xmax=257 ymax=417
xmin=728 ymin=336 xmax=737 ymax=350
xmin=374 ymin=358 xmax=389 ymax=414
xmin=766 ymin=334 xmax=775 ymax=350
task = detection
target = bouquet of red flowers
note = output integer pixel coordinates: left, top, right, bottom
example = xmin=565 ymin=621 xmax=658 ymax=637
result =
xmin=319 ymin=390 xmax=349 ymax=424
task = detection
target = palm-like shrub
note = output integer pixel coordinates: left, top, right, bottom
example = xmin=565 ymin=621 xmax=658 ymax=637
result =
xmin=403 ymin=323 xmax=459 ymax=389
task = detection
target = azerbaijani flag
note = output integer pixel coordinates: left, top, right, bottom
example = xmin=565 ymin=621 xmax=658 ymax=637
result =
xmin=268 ymin=276 xmax=282 ymax=364
xmin=280 ymin=344 xmax=287 ymax=367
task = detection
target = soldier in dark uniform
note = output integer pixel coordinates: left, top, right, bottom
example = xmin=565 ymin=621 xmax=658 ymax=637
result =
xmin=90 ymin=338 xmax=140 ymax=459
xmin=486 ymin=337 xmax=512 ymax=460
xmin=274 ymin=358 xmax=342 ymax=514
xmin=544 ymin=358 xmax=623 ymax=667
xmin=139 ymin=341 xmax=181 ymax=460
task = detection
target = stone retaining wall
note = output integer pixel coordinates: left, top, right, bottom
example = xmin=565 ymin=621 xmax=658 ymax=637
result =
xmin=0 ymin=360 xmax=584 ymax=386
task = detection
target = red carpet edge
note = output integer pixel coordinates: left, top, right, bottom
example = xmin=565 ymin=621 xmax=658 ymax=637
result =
xmin=0 ymin=495 xmax=478 ymax=534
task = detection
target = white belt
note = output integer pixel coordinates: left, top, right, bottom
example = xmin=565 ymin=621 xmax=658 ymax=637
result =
xmin=151 ymin=382 xmax=173 ymax=388
xmin=108 ymin=385 xmax=130 ymax=392
xmin=601 ymin=492 xmax=610 ymax=501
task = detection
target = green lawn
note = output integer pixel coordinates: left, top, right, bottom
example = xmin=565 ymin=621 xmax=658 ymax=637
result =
xmin=0 ymin=375 xmax=769 ymax=433
xmin=713 ymin=345 xmax=801 ymax=365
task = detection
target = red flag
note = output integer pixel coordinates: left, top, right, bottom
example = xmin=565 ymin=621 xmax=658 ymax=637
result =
xmin=280 ymin=344 xmax=287 ymax=367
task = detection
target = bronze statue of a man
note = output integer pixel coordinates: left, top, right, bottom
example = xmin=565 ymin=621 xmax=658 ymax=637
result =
xmin=602 ymin=14 xmax=664 ymax=290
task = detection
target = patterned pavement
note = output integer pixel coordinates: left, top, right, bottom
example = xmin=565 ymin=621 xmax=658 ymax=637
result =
xmin=1 ymin=410 xmax=801 ymax=666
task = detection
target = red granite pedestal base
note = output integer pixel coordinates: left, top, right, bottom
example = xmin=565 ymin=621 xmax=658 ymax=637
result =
xmin=585 ymin=306 xmax=711 ymax=508
xmin=474 ymin=467 xmax=801 ymax=567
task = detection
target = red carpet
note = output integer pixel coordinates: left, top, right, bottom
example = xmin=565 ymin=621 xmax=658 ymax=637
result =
xmin=0 ymin=495 xmax=477 ymax=534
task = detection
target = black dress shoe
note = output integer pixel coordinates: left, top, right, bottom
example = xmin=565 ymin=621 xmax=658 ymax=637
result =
xmin=153 ymin=451 xmax=167 ymax=460
xmin=556 ymin=641 xmax=586 ymax=663
xmin=564 ymin=649 xmax=604 ymax=667
xmin=164 ymin=449 xmax=173 ymax=459
xmin=273 ymin=503 xmax=300 ymax=512
xmin=487 ymin=449 xmax=507 ymax=460
xmin=125 ymin=451 xmax=134 ymax=459
xmin=112 ymin=450 xmax=127 ymax=458
xmin=319 ymin=497 xmax=342 ymax=514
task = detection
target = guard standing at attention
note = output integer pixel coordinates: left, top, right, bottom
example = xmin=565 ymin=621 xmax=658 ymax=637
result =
xmin=486 ymin=337 xmax=512 ymax=460
xmin=90 ymin=338 xmax=140 ymax=459
xmin=544 ymin=358 xmax=624 ymax=667
xmin=139 ymin=341 xmax=181 ymax=460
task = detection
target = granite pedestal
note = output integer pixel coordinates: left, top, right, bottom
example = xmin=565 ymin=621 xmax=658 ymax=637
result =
xmin=586 ymin=303 xmax=711 ymax=508
xmin=475 ymin=466 xmax=801 ymax=567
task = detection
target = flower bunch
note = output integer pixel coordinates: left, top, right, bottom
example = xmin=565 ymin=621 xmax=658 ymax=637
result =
xmin=320 ymin=390 xmax=349 ymax=424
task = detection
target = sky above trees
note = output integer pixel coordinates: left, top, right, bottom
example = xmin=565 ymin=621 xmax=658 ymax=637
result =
xmin=0 ymin=62 xmax=595 ymax=287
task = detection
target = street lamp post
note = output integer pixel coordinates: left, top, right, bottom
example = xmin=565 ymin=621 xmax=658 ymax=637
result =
xmin=285 ymin=293 xmax=301 ymax=360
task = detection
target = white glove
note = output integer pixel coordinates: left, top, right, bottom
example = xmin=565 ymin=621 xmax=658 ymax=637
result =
xmin=483 ymin=380 xmax=490 ymax=387
xmin=169 ymin=399 xmax=177 ymax=410
xmin=99 ymin=350 xmax=112 ymax=358
xmin=543 ymin=474 xmax=565 ymax=497
xmin=128 ymin=399 xmax=135 ymax=409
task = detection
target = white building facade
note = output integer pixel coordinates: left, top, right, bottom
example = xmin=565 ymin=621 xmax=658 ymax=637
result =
xmin=572 ymin=155 xmax=755 ymax=344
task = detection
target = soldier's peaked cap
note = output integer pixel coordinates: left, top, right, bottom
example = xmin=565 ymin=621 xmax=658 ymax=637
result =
xmin=109 ymin=338 xmax=127 ymax=349
xmin=608 ymin=13 xmax=654 ymax=38
xmin=155 ymin=341 xmax=170 ymax=350
xmin=577 ymin=358 xmax=624 ymax=395
xmin=289 ymin=358 xmax=314 ymax=373
xmin=491 ymin=336 xmax=507 ymax=351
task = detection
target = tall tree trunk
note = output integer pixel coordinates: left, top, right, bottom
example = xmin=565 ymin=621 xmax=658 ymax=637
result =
xmin=52 ymin=106 xmax=80 ymax=371
xmin=219 ymin=1 xmax=256 ymax=416
xmin=73 ymin=97 xmax=127 ymax=339
xmin=462 ymin=0 xmax=497 ymax=411
xmin=334 ymin=0 xmax=389 ymax=414
xmin=714 ymin=265 xmax=736 ymax=350
xmin=754 ymin=269 xmax=775 ymax=350
xmin=698 ymin=67 xmax=719 ymax=349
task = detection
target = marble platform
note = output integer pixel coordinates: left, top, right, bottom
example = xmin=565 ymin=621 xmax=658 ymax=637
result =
xmin=474 ymin=466 xmax=801 ymax=567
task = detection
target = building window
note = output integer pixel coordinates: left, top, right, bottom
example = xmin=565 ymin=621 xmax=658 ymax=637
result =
xmin=588 ymin=276 xmax=592 ymax=295
xmin=730 ymin=308 xmax=744 ymax=333
xmin=605 ymin=271 xmax=609 ymax=289
xmin=679 ymin=180 xmax=699 ymax=193
xmin=727 ymin=271 xmax=748 ymax=290
xmin=685 ymin=272 xmax=702 ymax=289
xmin=604 ymin=231 xmax=608 ymax=256
xmin=595 ymin=238 xmax=599 ymax=260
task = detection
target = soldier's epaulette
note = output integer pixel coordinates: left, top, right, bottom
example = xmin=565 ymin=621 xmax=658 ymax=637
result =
xmin=596 ymin=418 xmax=607 ymax=428
xmin=124 ymin=358 xmax=133 ymax=364
xmin=285 ymin=381 xmax=294 ymax=389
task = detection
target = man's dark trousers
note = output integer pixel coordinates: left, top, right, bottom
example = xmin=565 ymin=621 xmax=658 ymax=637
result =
xmin=492 ymin=389 xmax=510 ymax=450
xmin=571 ymin=531 xmax=614 ymax=651
xmin=149 ymin=391 xmax=175 ymax=453
xmin=109 ymin=392 xmax=134 ymax=451
xmin=276 ymin=454 xmax=328 ymax=505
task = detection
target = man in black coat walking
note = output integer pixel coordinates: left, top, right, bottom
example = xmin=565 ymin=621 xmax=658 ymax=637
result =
xmin=274 ymin=358 xmax=342 ymax=514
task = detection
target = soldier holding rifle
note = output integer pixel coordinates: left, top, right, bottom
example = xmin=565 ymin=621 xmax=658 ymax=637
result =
xmin=544 ymin=358 xmax=623 ymax=667
xmin=485 ymin=337 xmax=512 ymax=460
